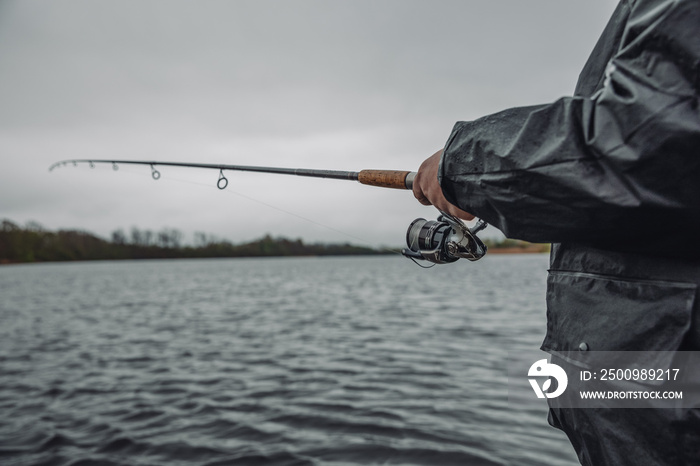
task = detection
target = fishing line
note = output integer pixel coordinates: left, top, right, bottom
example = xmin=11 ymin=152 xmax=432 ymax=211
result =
xmin=113 ymin=165 xmax=403 ymax=255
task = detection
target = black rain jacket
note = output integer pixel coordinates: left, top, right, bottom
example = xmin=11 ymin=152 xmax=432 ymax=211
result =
xmin=439 ymin=1 xmax=700 ymax=465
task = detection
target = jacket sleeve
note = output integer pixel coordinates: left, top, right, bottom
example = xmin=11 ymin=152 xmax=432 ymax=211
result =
xmin=439 ymin=0 xmax=700 ymax=245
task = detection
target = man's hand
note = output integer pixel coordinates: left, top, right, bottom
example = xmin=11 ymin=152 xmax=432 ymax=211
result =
xmin=413 ymin=149 xmax=475 ymax=221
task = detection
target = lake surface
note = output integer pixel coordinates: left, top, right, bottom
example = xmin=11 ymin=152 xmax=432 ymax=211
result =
xmin=0 ymin=255 xmax=578 ymax=466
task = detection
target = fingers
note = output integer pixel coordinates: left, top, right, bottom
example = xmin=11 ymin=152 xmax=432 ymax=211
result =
xmin=413 ymin=149 xmax=476 ymax=221
xmin=412 ymin=150 xmax=441 ymax=205
xmin=416 ymin=197 xmax=433 ymax=207
xmin=413 ymin=187 xmax=433 ymax=206
xmin=444 ymin=204 xmax=476 ymax=221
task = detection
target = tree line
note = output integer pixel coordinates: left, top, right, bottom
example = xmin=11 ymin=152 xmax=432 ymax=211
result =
xmin=0 ymin=220 xmax=388 ymax=264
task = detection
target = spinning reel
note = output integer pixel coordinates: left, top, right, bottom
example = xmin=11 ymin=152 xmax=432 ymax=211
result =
xmin=402 ymin=212 xmax=488 ymax=265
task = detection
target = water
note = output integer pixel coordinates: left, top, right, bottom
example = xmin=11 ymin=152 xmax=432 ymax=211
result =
xmin=0 ymin=255 xmax=578 ymax=466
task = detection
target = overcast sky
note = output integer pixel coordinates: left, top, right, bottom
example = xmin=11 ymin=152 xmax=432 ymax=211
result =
xmin=0 ymin=0 xmax=618 ymax=247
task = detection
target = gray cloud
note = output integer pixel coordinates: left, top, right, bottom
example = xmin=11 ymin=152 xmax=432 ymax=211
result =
xmin=0 ymin=0 xmax=618 ymax=246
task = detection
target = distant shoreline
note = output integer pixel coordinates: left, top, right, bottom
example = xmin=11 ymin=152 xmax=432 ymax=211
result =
xmin=1 ymin=219 xmax=549 ymax=265
xmin=0 ymin=219 xmax=390 ymax=265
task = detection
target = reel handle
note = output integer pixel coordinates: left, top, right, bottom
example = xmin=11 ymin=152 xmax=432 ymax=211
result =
xmin=357 ymin=170 xmax=416 ymax=189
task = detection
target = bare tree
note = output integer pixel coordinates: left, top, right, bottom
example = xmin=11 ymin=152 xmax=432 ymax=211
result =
xmin=194 ymin=231 xmax=207 ymax=247
xmin=157 ymin=229 xmax=170 ymax=248
xmin=169 ymin=229 xmax=182 ymax=248
xmin=25 ymin=221 xmax=45 ymax=232
xmin=111 ymin=229 xmax=126 ymax=244
xmin=143 ymin=230 xmax=153 ymax=246
xmin=130 ymin=227 xmax=143 ymax=246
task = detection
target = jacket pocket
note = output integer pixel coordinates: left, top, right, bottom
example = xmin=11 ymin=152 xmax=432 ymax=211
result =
xmin=542 ymin=270 xmax=696 ymax=353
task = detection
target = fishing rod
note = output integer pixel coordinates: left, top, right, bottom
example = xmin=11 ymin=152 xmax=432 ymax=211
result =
xmin=49 ymin=158 xmax=488 ymax=265
xmin=49 ymin=159 xmax=416 ymax=190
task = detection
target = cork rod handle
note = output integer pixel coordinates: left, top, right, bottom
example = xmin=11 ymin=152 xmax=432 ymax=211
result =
xmin=357 ymin=170 xmax=416 ymax=190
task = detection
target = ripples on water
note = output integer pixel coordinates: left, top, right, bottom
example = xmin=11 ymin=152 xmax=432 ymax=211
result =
xmin=0 ymin=255 xmax=577 ymax=465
